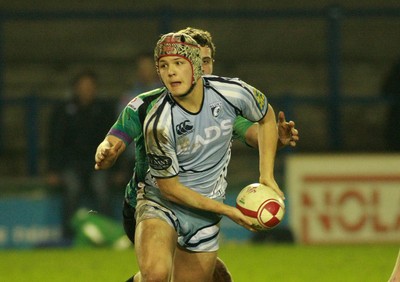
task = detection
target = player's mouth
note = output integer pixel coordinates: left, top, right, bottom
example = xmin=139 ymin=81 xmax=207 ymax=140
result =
xmin=170 ymin=81 xmax=182 ymax=88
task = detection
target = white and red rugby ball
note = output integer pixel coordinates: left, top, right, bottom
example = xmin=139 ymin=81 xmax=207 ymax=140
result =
xmin=236 ymin=183 xmax=285 ymax=231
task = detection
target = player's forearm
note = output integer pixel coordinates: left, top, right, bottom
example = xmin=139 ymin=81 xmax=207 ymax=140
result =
xmin=244 ymin=124 xmax=259 ymax=148
xmin=244 ymin=123 xmax=287 ymax=150
xmin=105 ymin=134 xmax=126 ymax=152
xmin=156 ymin=178 xmax=231 ymax=215
xmin=258 ymin=104 xmax=278 ymax=183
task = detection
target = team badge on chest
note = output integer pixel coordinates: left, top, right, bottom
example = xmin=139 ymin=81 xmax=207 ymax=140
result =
xmin=209 ymin=101 xmax=222 ymax=118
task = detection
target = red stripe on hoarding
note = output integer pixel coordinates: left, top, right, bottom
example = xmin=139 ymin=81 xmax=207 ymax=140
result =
xmin=303 ymin=175 xmax=400 ymax=183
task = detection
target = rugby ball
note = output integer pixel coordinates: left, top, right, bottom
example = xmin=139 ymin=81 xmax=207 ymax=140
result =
xmin=236 ymin=183 xmax=285 ymax=231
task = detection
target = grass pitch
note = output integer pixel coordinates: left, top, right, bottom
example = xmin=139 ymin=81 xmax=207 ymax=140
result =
xmin=0 ymin=243 xmax=397 ymax=281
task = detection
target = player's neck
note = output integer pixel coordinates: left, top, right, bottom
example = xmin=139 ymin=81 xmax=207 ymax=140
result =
xmin=174 ymin=79 xmax=203 ymax=113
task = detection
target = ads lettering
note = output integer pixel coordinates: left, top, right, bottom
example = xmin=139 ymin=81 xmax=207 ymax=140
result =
xmin=178 ymin=119 xmax=232 ymax=153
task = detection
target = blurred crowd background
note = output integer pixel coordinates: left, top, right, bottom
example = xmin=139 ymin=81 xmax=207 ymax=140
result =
xmin=0 ymin=1 xmax=400 ymax=246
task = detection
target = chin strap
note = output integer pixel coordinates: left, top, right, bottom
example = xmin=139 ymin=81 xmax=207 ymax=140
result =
xmin=178 ymin=82 xmax=196 ymax=98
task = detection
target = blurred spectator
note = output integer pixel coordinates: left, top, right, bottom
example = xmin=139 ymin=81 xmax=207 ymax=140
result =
xmin=117 ymin=51 xmax=162 ymax=113
xmin=47 ymin=70 xmax=116 ymax=241
xmin=382 ymin=58 xmax=400 ymax=151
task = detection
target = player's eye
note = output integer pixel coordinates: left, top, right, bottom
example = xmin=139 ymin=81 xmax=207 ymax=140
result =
xmin=202 ymin=58 xmax=213 ymax=65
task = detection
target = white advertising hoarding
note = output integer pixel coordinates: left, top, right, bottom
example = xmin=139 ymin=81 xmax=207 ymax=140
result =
xmin=287 ymin=154 xmax=400 ymax=244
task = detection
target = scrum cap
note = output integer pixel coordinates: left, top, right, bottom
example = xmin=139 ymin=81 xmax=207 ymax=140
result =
xmin=154 ymin=32 xmax=202 ymax=85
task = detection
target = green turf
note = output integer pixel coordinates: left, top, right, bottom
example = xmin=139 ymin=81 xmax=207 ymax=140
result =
xmin=0 ymin=243 xmax=397 ymax=281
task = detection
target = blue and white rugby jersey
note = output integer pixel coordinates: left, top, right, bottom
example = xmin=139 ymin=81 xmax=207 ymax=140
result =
xmin=144 ymin=75 xmax=268 ymax=200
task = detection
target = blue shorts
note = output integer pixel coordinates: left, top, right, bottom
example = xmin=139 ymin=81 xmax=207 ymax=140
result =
xmin=136 ymin=187 xmax=222 ymax=252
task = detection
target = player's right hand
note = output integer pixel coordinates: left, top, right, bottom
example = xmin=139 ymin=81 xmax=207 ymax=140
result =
xmin=94 ymin=139 xmax=123 ymax=170
xmin=226 ymin=206 xmax=257 ymax=232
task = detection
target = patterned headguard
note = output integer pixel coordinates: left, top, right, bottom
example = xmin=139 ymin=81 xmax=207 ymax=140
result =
xmin=154 ymin=32 xmax=202 ymax=85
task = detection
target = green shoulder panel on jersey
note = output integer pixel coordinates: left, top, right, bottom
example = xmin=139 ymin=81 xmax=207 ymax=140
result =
xmin=136 ymin=87 xmax=166 ymax=126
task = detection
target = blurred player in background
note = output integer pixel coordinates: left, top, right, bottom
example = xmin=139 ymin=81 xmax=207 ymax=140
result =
xmin=47 ymin=70 xmax=115 ymax=241
xmin=95 ymin=28 xmax=298 ymax=281
xmin=114 ymin=52 xmax=163 ymax=188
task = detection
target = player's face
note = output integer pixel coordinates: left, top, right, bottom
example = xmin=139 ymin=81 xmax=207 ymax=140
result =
xmin=158 ymin=56 xmax=194 ymax=97
xmin=200 ymin=46 xmax=213 ymax=75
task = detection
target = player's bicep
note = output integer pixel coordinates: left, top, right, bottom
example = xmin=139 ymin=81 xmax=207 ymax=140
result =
xmin=258 ymin=103 xmax=275 ymax=125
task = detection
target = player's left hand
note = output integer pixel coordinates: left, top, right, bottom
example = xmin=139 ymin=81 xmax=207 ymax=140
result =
xmin=260 ymin=177 xmax=285 ymax=200
xmin=278 ymin=111 xmax=299 ymax=147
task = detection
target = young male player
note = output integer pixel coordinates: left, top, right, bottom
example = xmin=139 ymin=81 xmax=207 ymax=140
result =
xmin=131 ymin=31 xmax=282 ymax=281
xmin=95 ymin=28 xmax=298 ymax=281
